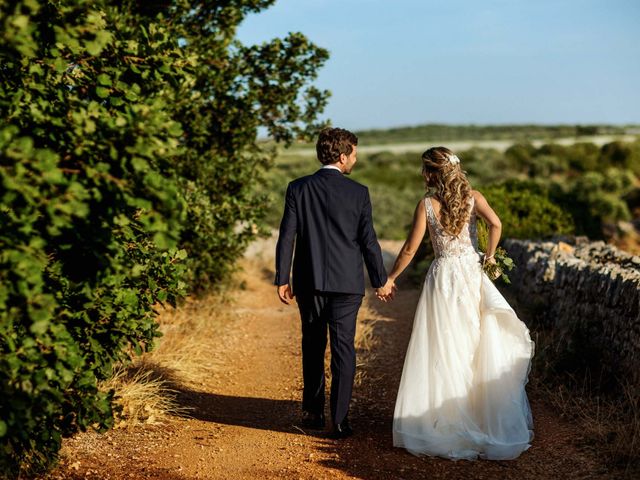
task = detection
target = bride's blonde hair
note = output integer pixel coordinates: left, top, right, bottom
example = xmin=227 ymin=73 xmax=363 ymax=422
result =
xmin=421 ymin=147 xmax=472 ymax=236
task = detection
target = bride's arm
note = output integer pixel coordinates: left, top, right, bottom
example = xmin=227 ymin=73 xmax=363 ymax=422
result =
xmin=388 ymin=199 xmax=427 ymax=282
xmin=473 ymin=190 xmax=502 ymax=261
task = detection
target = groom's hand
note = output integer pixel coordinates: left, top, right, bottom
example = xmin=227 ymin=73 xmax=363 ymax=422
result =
xmin=375 ymin=279 xmax=397 ymax=302
xmin=277 ymin=284 xmax=295 ymax=305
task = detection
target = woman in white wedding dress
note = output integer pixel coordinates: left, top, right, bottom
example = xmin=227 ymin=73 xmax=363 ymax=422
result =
xmin=387 ymin=147 xmax=534 ymax=460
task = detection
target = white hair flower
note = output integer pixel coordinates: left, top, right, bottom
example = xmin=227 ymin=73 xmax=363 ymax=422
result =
xmin=448 ymin=154 xmax=460 ymax=165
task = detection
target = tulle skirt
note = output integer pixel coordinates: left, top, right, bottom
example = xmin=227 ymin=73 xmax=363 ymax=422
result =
xmin=393 ymin=254 xmax=534 ymax=460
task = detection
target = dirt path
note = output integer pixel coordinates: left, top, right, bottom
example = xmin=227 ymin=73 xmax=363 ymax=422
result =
xmin=43 ymin=240 xmax=612 ymax=480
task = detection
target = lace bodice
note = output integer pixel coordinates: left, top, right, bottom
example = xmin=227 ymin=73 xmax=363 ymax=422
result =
xmin=425 ymin=196 xmax=478 ymax=259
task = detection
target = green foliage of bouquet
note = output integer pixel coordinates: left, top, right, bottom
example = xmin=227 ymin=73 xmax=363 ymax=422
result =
xmin=476 ymin=220 xmax=515 ymax=283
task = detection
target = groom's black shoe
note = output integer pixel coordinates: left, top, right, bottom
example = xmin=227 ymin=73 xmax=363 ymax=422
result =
xmin=301 ymin=411 xmax=325 ymax=429
xmin=329 ymin=419 xmax=353 ymax=439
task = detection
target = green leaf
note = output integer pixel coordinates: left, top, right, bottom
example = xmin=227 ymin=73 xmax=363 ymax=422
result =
xmin=53 ymin=57 xmax=68 ymax=73
xmin=124 ymin=89 xmax=138 ymax=101
xmin=167 ymin=123 xmax=182 ymax=137
xmin=96 ymin=86 xmax=110 ymax=98
xmin=97 ymin=73 xmax=112 ymax=86
xmin=30 ymin=320 xmax=49 ymax=335
xmin=131 ymin=157 xmax=148 ymax=171
xmin=11 ymin=15 xmax=29 ymax=29
xmin=153 ymin=232 xmax=172 ymax=249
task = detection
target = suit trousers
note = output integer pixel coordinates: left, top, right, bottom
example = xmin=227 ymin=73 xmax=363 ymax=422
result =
xmin=296 ymin=291 xmax=363 ymax=426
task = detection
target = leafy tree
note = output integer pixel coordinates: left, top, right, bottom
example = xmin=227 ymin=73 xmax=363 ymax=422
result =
xmin=0 ymin=0 xmax=328 ymax=476
xmin=168 ymin=1 xmax=328 ymax=289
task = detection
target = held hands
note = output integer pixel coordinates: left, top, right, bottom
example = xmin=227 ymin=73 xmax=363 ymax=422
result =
xmin=375 ymin=278 xmax=397 ymax=302
xmin=279 ymin=280 xmax=397 ymax=304
xmin=277 ymin=284 xmax=295 ymax=305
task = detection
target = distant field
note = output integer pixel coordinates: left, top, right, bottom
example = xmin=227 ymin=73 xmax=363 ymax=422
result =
xmin=272 ymin=124 xmax=640 ymax=153
xmin=280 ymin=134 xmax=640 ymax=157
xmin=352 ymin=123 xmax=637 ymax=145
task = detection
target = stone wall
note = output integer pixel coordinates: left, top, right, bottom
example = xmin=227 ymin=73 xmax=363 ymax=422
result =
xmin=503 ymin=237 xmax=640 ymax=387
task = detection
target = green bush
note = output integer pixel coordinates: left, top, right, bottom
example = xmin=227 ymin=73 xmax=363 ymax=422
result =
xmin=481 ymin=180 xmax=575 ymax=239
xmin=600 ymin=140 xmax=640 ymax=174
xmin=0 ymin=0 xmax=328 ymax=476
xmin=542 ymin=167 xmax=636 ymax=239
xmin=0 ymin=1 xmax=189 ymax=475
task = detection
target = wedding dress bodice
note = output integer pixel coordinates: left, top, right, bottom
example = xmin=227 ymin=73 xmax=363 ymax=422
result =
xmin=424 ymin=196 xmax=478 ymax=259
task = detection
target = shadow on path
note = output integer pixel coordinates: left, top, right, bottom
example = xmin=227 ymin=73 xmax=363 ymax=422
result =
xmin=171 ymin=388 xmax=322 ymax=435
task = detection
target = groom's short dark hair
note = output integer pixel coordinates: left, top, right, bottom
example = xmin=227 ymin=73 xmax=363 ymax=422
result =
xmin=316 ymin=128 xmax=358 ymax=165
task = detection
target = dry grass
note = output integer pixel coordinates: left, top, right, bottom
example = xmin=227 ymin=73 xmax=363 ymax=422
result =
xmin=552 ymin=380 xmax=638 ymax=476
xmin=99 ymin=365 xmax=185 ymax=427
xmin=147 ymin=297 xmax=229 ymax=386
xmin=353 ymin=302 xmax=382 ymax=387
xmin=538 ymin=379 xmax=640 ymax=477
xmin=530 ymin=327 xmax=640 ymax=478
xmin=100 ymin=290 xmax=233 ymax=427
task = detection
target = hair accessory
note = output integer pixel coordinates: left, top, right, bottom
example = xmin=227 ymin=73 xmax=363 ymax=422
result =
xmin=448 ymin=154 xmax=460 ymax=165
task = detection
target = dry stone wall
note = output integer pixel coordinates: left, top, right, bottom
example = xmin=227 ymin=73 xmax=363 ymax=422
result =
xmin=503 ymin=237 xmax=640 ymax=387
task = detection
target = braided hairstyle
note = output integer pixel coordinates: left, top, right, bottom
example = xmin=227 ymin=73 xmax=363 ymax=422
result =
xmin=421 ymin=147 xmax=473 ymax=236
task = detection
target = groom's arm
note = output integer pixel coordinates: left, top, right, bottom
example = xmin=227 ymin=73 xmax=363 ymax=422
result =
xmin=275 ymin=183 xmax=297 ymax=288
xmin=357 ymin=187 xmax=387 ymax=289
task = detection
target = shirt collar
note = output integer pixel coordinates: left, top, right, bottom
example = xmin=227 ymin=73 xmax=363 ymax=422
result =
xmin=321 ymin=165 xmax=343 ymax=172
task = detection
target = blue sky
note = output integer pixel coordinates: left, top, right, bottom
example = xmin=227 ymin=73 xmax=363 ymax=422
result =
xmin=237 ymin=0 xmax=640 ymax=130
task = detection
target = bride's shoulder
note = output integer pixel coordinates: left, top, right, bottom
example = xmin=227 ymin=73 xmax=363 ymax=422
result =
xmin=420 ymin=194 xmax=438 ymax=210
xmin=424 ymin=193 xmax=438 ymax=203
xmin=471 ymin=190 xmax=487 ymax=202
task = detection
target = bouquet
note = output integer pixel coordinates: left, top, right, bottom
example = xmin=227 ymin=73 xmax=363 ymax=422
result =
xmin=481 ymin=247 xmax=514 ymax=283
xmin=477 ymin=219 xmax=515 ymax=284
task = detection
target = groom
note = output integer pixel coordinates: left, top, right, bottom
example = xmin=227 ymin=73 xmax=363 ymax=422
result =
xmin=275 ymin=127 xmax=393 ymax=439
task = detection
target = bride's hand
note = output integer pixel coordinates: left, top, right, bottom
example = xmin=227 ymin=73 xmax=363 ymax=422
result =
xmin=482 ymin=255 xmax=501 ymax=280
xmin=483 ymin=255 xmax=496 ymax=266
xmin=376 ymin=278 xmax=397 ymax=302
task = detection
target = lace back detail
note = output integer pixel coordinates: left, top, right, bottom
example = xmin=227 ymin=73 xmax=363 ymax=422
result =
xmin=425 ymin=196 xmax=478 ymax=258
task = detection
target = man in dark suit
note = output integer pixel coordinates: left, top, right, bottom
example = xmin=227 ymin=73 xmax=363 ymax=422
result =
xmin=275 ymin=127 xmax=394 ymax=439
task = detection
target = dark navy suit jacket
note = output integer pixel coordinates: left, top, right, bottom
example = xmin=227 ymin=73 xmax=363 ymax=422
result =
xmin=275 ymin=168 xmax=387 ymax=295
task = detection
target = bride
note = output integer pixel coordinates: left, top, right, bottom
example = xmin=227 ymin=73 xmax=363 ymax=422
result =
xmin=385 ymin=147 xmax=534 ymax=460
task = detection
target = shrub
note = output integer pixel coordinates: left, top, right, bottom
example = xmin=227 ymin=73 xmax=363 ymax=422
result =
xmin=481 ymin=180 xmax=575 ymax=240
xmin=0 ymin=1 xmax=189 ymax=475
xmin=0 ymin=0 xmax=328 ymax=476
